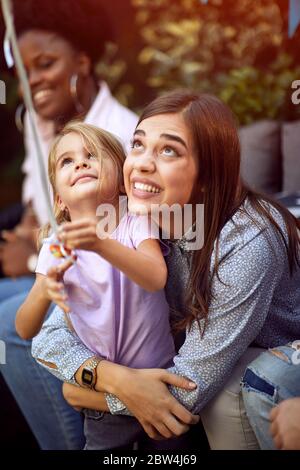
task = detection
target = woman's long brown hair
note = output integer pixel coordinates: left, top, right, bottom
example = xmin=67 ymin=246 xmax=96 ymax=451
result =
xmin=138 ymin=90 xmax=300 ymax=333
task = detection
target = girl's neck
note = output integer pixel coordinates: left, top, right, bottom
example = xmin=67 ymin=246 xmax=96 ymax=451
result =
xmin=68 ymin=196 xmax=122 ymax=234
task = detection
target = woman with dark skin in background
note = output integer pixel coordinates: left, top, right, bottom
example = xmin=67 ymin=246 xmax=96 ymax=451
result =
xmin=0 ymin=0 xmax=137 ymax=449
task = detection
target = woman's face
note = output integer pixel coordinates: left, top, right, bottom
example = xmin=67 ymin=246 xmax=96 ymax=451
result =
xmin=123 ymin=113 xmax=199 ymax=216
xmin=18 ymin=30 xmax=82 ymax=121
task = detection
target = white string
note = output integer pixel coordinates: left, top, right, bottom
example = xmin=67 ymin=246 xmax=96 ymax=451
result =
xmin=3 ymin=30 xmax=14 ymax=68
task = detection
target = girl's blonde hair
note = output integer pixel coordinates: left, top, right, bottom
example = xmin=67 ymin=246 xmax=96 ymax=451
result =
xmin=39 ymin=121 xmax=126 ymax=244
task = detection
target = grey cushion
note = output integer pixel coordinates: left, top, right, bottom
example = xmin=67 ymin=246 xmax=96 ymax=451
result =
xmin=282 ymin=120 xmax=300 ymax=193
xmin=239 ymin=120 xmax=281 ymax=194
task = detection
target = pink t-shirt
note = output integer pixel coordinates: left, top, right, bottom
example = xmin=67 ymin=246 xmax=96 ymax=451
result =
xmin=36 ymin=214 xmax=175 ymax=369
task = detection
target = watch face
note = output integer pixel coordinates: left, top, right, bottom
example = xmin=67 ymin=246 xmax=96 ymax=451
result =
xmin=82 ymin=369 xmax=93 ymax=385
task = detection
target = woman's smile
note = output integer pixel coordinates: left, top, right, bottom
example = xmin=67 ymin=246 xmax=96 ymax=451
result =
xmin=131 ymin=177 xmax=162 ymax=199
xmin=33 ymin=88 xmax=55 ymax=108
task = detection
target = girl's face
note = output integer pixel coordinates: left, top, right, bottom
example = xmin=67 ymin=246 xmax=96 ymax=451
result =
xmin=54 ymin=132 xmax=116 ymax=213
xmin=18 ymin=30 xmax=85 ymax=121
xmin=124 ymin=113 xmax=199 ymax=215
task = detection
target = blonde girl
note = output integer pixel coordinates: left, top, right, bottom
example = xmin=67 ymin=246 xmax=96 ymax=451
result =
xmin=15 ymin=122 xmax=183 ymax=450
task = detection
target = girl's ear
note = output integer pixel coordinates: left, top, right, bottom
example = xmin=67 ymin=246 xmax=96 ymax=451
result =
xmin=56 ymin=195 xmax=66 ymax=211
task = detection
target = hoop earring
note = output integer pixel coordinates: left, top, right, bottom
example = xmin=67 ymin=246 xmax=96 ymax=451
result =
xmin=15 ymin=102 xmax=25 ymax=133
xmin=70 ymin=74 xmax=85 ymax=114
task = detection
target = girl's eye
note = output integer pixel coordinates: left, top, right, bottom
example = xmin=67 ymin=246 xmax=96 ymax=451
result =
xmin=87 ymin=153 xmax=96 ymax=159
xmin=161 ymin=146 xmax=178 ymax=157
xmin=61 ymin=157 xmax=72 ymax=166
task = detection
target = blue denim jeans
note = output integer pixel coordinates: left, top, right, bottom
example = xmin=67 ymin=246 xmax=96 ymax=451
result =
xmin=241 ymin=343 xmax=300 ymax=449
xmin=83 ymin=410 xmax=208 ymax=451
xmin=0 ymin=276 xmax=85 ymax=449
xmin=83 ymin=410 xmax=145 ymax=450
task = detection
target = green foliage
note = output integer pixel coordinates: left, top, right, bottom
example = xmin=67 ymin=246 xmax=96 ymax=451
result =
xmin=133 ymin=0 xmax=283 ymax=85
xmin=131 ymin=0 xmax=300 ymax=123
xmin=95 ymin=42 xmax=134 ymax=107
xmin=217 ymin=55 xmax=300 ymax=125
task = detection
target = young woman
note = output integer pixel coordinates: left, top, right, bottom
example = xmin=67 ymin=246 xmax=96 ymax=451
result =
xmin=32 ymin=89 xmax=300 ymax=450
xmin=0 ymin=0 xmax=137 ymax=450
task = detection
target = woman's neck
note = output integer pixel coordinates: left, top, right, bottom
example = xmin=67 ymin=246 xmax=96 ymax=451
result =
xmin=157 ymin=210 xmax=194 ymax=241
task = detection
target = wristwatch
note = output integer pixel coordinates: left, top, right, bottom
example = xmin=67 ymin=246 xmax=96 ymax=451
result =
xmin=81 ymin=357 xmax=103 ymax=390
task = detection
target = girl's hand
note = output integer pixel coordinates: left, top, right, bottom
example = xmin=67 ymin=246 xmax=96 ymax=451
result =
xmin=62 ymin=382 xmax=109 ymax=413
xmin=45 ymin=258 xmax=74 ymax=313
xmin=99 ymin=363 xmax=199 ymax=440
xmin=58 ymin=218 xmax=101 ymax=252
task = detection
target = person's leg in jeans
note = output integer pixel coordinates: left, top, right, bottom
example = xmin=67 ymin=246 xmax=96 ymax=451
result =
xmin=0 ymin=290 xmax=85 ymax=449
xmin=241 ymin=343 xmax=300 ymax=450
xmin=83 ymin=410 xmax=145 ymax=450
xmin=0 ymin=275 xmax=35 ymax=301
xmin=200 ymin=347 xmax=263 ymax=450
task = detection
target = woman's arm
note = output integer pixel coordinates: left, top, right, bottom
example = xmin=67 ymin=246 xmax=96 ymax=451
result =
xmin=164 ymin=221 xmax=287 ymax=414
xmin=31 ymin=305 xmax=96 ymax=383
xmin=32 ymin=305 xmax=199 ymax=438
xmin=94 ymin=361 xmax=199 ymax=439
xmin=58 ymin=218 xmax=167 ymax=292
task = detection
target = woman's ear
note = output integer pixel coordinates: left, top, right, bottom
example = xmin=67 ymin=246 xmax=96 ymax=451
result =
xmin=77 ymin=52 xmax=92 ymax=78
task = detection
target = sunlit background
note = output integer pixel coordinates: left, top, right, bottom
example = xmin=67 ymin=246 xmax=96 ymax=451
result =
xmin=0 ymin=0 xmax=299 ymax=208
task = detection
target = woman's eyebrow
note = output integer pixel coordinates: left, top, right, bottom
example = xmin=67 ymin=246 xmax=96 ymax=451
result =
xmin=134 ymin=129 xmax=187 ymax=148
xmin=133 ymin=129 xmax=145 ymax=136
xmin=160 ymin=133 xmax=187 ymax=149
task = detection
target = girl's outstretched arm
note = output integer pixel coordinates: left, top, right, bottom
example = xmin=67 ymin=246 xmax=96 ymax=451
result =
xmin=97 ymin=237 xmax=167 ymax=292
xmin=59 ymin=217 xmax=167 ymax=292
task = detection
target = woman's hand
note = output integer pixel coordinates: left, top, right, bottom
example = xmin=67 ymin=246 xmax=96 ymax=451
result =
xmin=0 ymin=230 xmax=36 ymax=277
xmin=97 ymin=362 xmax=199 ymax=440
xmin=58 ymin=218 xmax=101 ymax=252
xmin=0 ymin=204 xmax=40 ymax=278
xmin=270 ymin=397 xmax=300 ymax=450
xmin=45 ymin=258 xmax=74 ymax=313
